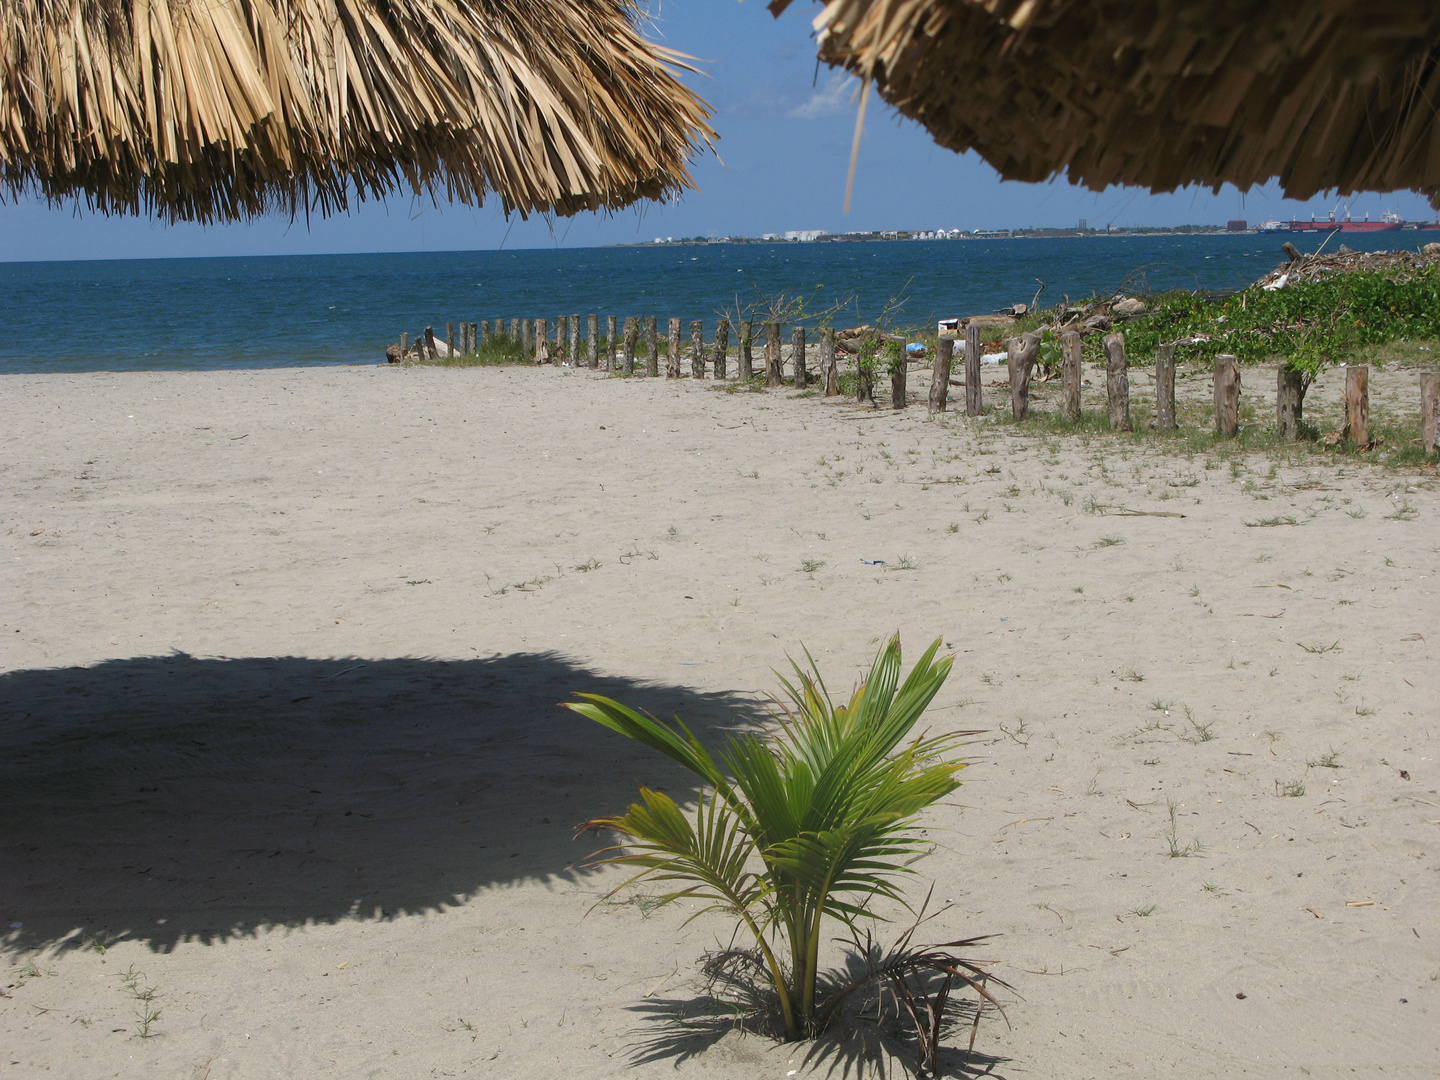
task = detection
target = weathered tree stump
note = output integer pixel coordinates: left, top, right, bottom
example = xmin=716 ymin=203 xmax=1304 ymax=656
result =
xmin=1276 ymin=363 xmax=1307 ymax=439
xmin=587 ymin=314 xmax=599 ymax=368
xmin=645 ymin=316 xmax=659 ymax=376
xmin=822 ymin=328 xmax=840 ymax=396
xmin=606 ymin=316 xmax=617 ymax=370
xmin=1422 ymin=372 xmax=1440 ymax=454
xmin=691 ymin=320 xmax=705 ymax=378
xmin=713 ymin=320 xmax=730 ymax=379
xmin=928 ymin=336 xmax=953 ymax=414
xmin=766 ymin=322 xmax=783 ymax=387
xmin=1060 ymin=330 xmax=1083 ymax=421
xmin=1105 ymin=332 xmax=1131 ymax=431
xmin=1342 ymin=365 xmax=1369 ymax=447
xmin=622 ymin=317 xmax=638 ymax=374
xmin=1008 ymin=333 xmax=1040 ymax=419
xmin=792 ymin=326 xmax=807 ymax=388
xmin=667 ymin=318 xmax=682 ymax=378
xmin=739 ymin=322 xmax=754 ymax=381
xmin=1213 ymin=354 xmax=1241 ymax=436
xmin=965 ymin=322 xmax=983 ymax=416
xmin=1154 ymin=342 xmax=1177 ymax=431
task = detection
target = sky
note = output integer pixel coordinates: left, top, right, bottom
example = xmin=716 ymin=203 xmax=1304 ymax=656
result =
xmin=3 ymin=0 xmax=1437 ymax=262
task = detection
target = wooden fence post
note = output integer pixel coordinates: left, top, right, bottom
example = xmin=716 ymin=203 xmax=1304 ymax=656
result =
xmin=792 ymin=326 xmax=807 ymax=388
xmin=1342 ymin=365 xmax=1369 ymax=446
xmin=929 ymin=336 xmax=953 ymax=413
xmin=690 ymin=320 xmax=705 ymax=378
xmin=823 ymin=328 xmax=840 ymax=396
xmin=713 ymin=320 xmax=730 ymax=379
xmin=537 ymin=318 xmax=551 ymax=362
xmin=469 ymin=323 xmax=478 ymax=354
xmin=586 ymin=315 xmax=599 ymax=368
xmin=522 ymin=319 xmax=533 ymax=357
xmin=766 ymin=322 xmax=783 ymax=387
xmin=667 ymin=318 xmax=682 ymax=378
xmin=1060 ymin=330 xmax=1082 ymax=421
xmin=645 ymin=316 xmax=659 ymax=376
xmin=622 ymin=317 xmax=638 ymax=374
xmin=556 ymin=316 xmax=567 ymax=361
xmin=1008 ymin=333 xmax=1039 ymax=419
xmin=1276 ymin=363 xmax=1305 ymax=439
xmin=480 ymin=320 xmax=490 ymax=347
xmin=446 ymin=322 xmax=455 ymax=358
xmin=965 ymin=321 xmax=983 ymax=416
xmin=1213 ymin=354 xmax=1241 ymax=436
xmin=399 ymin=331 xmax=409 ymax=364
xmin=569 ymin=314 xmax=580 ymax=364
xmin=423 ymin=326 xmax=437 ymax=362
xmin=1422 ymin=372 xmax=1440 ymax=454
xmin=891 ymin=341 xmax=907 ymax=408
xmin=1154 ymin=342 xmax=1177 ymax=431
xmin=739 ymin=322 xmax=754 ymax=381
xmin=1105 ymin=332 xmax=1131 ymax=431
xmin=606 ymin=316 xmax=617 ymax=370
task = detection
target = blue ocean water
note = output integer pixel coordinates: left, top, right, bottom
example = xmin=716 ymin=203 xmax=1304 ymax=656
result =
xmin=0 ymin=231 xmax=1423 ymax=373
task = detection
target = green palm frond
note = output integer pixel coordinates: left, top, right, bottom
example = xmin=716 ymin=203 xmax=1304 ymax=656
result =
xmin=568 ymin=635 xmax=978 ymax=1042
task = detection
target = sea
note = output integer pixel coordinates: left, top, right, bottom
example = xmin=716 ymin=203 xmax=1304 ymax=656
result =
xmin=0 ymin=230 xmax=1425 ymax=374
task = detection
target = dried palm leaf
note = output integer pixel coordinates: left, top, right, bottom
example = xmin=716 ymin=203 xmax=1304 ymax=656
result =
xmin=772 ymin=0 xmax=1440 ymax=206
xmin=1 ymin=0 xmax=715 ymax=222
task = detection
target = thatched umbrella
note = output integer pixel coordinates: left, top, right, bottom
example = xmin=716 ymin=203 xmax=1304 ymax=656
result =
xmin=771 ymin=0 xmax=1440 ymax=206
xmin=1 ymin=0 xmax=715 ymax=222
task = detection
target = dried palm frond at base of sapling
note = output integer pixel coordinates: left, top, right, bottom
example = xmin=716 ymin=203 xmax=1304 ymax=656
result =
xmin=565 ymin=634 xmax=1009 ymax=1070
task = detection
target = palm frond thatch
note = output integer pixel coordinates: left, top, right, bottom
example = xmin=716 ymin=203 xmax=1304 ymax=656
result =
xmin=1 ymin=0 xmax=715 ymax=222
xmin=772 ymin=0 xmax=1440 ymax=206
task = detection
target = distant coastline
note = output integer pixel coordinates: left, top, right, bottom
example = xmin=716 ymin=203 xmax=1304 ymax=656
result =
xmin=624 ymin=224 xmax=1232 ymax=247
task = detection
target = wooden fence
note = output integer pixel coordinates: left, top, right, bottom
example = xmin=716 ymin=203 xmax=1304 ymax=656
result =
xmin=397 ymin=317 xmax=1440 ymax=453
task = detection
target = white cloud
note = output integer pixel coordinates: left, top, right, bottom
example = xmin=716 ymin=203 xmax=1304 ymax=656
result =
xmin=787 ymin=72 xmax=860 ymax=120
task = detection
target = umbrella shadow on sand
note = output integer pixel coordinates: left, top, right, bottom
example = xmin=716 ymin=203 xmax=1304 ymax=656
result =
xmin=0 ymin=651 xmax=762 ymax=956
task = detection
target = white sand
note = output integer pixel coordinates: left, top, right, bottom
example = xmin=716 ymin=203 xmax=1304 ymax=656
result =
xmin=2 ymin=362 xmax=1436 ymax=1079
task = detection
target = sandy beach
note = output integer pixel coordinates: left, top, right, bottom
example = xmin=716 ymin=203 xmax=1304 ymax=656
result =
xmin=2 ymin=361 xmax=1436 ymax=1079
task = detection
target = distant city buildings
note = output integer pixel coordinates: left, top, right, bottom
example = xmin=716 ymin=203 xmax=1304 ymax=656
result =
xmin=643 ymin=223 xmax=1232 ymax=245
